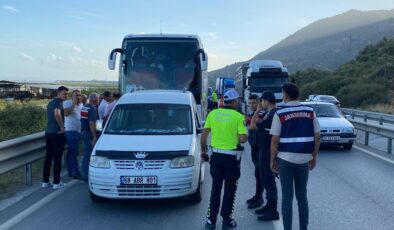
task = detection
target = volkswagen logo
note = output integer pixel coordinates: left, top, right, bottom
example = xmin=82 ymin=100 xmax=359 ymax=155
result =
xmin=135 ymin=161 xmax=144 ymax=170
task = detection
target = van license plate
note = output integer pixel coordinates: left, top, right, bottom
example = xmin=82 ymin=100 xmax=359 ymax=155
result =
xmin=120 ymin=176 xmax=157 ymax=185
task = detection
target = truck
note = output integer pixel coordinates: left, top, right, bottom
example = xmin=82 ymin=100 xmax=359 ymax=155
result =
xmin=215 ymin=77 xmax=235 ymax=108
xmin=107 ymin=34 xmax=209 ymax=120
xmin=235 ymin=60 xmax=288 ymax=113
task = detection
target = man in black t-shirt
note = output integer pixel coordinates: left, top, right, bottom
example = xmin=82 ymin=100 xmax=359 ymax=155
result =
xmin=250 ymin=91 xmax=280 ymax=221
xmin=42 ymin=86 xmax=68 ymax=189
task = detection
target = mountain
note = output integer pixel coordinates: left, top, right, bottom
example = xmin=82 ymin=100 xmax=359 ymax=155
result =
xmin=209 ymin=9 xmax=394 ymax=85
xmin=292 ymin=37 xmax=394 ymax=109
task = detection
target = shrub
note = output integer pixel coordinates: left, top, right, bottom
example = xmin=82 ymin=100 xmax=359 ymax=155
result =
xmin=0 ymin=104 xmax=47 ymax=141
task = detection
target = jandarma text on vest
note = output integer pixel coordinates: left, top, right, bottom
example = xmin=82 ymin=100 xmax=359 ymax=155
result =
xmin=280 ymin=112 xmax=313 ymax=122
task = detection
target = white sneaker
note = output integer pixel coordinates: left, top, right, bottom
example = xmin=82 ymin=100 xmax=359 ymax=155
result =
xmin=42 ymin=182 xmax=51 ymax=188
xmin=53 ymin=182 xmax=66 ymax=189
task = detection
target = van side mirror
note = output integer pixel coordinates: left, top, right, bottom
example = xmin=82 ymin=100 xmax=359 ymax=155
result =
xmin=96 ymin=119 xmax=104 ymax=132
xmin=197 ymin=127 xmax=204 ymax=134
xmin=200 ymin=51 xmax=208 ymax=71
xmin=344 ymin=114 xmax=351 ymax=120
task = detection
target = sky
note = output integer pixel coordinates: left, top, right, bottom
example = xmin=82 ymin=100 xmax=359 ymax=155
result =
xmin=1 ymin=0 xmax=394 ymax=82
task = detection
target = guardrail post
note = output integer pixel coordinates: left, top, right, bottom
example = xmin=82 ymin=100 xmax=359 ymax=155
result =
xmin=351 ymin=112 xmax=355 ymax=119
xmin=25 ymin=163 xmax=32 ymax=186
xmin=388 ymin=138 xmax=392 ymax=154
xmin=379 ymin=117 xmax=383 ymax=125
xmin=364 ymin=114 xmax=368 ymax=122
xmin=365 ymin=131 xmax=369 ymax=146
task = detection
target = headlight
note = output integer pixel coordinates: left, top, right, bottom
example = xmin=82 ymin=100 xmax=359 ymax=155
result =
xmin=170 ymin=156 xmax=195 ymax=168
xmin=341 ymin=127 xmax=354 ymax=133
xmin=90 ymin=156 xmax=111 ymax=168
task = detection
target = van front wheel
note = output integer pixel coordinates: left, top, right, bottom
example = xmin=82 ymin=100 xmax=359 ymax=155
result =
xmin=188 ymin=172 xmax=202 ymax=204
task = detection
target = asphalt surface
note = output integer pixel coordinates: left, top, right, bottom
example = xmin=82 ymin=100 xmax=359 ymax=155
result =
xmin=1 ymin=143 xmax=394 ymax=230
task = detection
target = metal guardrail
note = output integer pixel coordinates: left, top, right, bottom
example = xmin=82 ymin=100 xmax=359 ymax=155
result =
xmin=349 ymin=119 xmax=394 ymax=154
xmin=0 ymin=132 xmax=46 ymax=185
xmin=342 ymin=108 xmax=394 ymax=125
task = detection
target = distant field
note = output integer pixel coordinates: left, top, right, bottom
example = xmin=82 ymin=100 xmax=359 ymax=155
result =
xmin=57 ymin=81 xmax=118 ymax=88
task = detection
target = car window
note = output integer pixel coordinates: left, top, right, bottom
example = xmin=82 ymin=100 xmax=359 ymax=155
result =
xmin=105 ymin=103 xmax=193 ymax=135
xmin=309 ymin=104 xmax=342 ymax=118
xmin=318 ymin=96 xmax=337 ymax=101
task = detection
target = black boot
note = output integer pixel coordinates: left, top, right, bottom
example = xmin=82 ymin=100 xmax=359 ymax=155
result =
xmin=222 ymin=219 xmax=237 ymax=229
xmin=257 ymin=202 xmax=279 ymax=221
xmin=255 ymin=202 xmax=270 ymax=214
xmin=246 ymin=196 xmax=259 ymax=204
xmin=248 ymin=198 xmax=262 ymax=209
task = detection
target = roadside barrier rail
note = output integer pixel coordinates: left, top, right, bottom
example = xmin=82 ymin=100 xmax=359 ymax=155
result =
xmin=0 ymin=132 xmax=46 ymax=185
xmin=342 ymin=108 xmax=394 ymax=125
xmin=349 ymin=119 xmax=394 ymax=154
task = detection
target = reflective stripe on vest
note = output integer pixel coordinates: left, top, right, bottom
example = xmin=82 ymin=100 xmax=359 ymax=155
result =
xmin=277 ymin=105 xmax=315 ymax=154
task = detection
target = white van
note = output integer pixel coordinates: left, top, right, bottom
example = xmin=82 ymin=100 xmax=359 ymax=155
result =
xmin=89 ymin=90 xmax=204 ymax=203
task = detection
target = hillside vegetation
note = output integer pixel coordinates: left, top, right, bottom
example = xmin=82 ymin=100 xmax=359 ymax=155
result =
xmin=209 ymin=9 xmax=394 ymax=81
xmin=291 ymin=37 xmax=394 ymax=112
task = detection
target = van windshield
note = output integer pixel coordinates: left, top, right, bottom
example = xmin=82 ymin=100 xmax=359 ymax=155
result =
xmin=105 ymin=104 xmax=193 ymax=135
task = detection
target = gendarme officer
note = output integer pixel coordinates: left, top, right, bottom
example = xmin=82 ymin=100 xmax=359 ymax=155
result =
xmin=201 ymin=89 xmax=247 ymax=229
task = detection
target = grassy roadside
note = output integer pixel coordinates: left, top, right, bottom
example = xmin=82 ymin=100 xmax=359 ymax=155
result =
xmin=0 ymin=160 xmax=44 ymax=199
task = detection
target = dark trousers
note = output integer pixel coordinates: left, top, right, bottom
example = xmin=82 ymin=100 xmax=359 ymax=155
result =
xmin=278 ymin=158 xmax=309 ymax=230
xmin=43 ymin=133 xmax=66 ymax=184
xmin=259 ymin=148 xmax=278 ymax=202
xmin=207 ymin=153 xmax=241 ymax=222
xmin=251 ymin=146 xmax=263 ymax=199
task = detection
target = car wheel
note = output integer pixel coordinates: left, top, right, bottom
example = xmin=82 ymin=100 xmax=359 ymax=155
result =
xmin=90 ymin=190 xmax=106 ymax=203
xmin=188 ymin=171 xmax=202 ymax=204
xmin=343 ymin=141 xmax=353 ymax=150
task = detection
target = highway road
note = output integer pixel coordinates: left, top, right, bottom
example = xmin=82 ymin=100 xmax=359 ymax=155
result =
xmin=1 ymin=143 xmax=394 ymax=230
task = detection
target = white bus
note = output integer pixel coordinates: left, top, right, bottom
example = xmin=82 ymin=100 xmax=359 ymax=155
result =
xmin=108 ymin=34 xmax=209 ymax=120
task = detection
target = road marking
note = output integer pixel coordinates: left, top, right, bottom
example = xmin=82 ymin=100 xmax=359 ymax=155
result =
xmin=272 ymin=216 xmax=283 ymax=230
xmin=0 ymin=180 xmax=78 ymax=230
xmin=354 ymin=145 xmax=394 ymax=165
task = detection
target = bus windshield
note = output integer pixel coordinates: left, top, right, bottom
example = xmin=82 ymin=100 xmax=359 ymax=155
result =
xmin=122 ymin=39 xmax=199 ymax=92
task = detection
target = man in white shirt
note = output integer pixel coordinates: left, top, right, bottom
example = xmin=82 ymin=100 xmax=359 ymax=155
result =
xmin=63 ymin=89 xmax=84 ymax=179
xmin=270 ymin=83 xmax=320 ymax=230
xmin=98 ymin=91 xmax=112 ymax=120
xmin=104 ymin=92 xmax=121 ymax=120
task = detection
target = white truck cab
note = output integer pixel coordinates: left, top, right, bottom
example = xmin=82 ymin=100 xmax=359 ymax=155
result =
xmin=89 ymin=90 xmax=204 ymax=203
